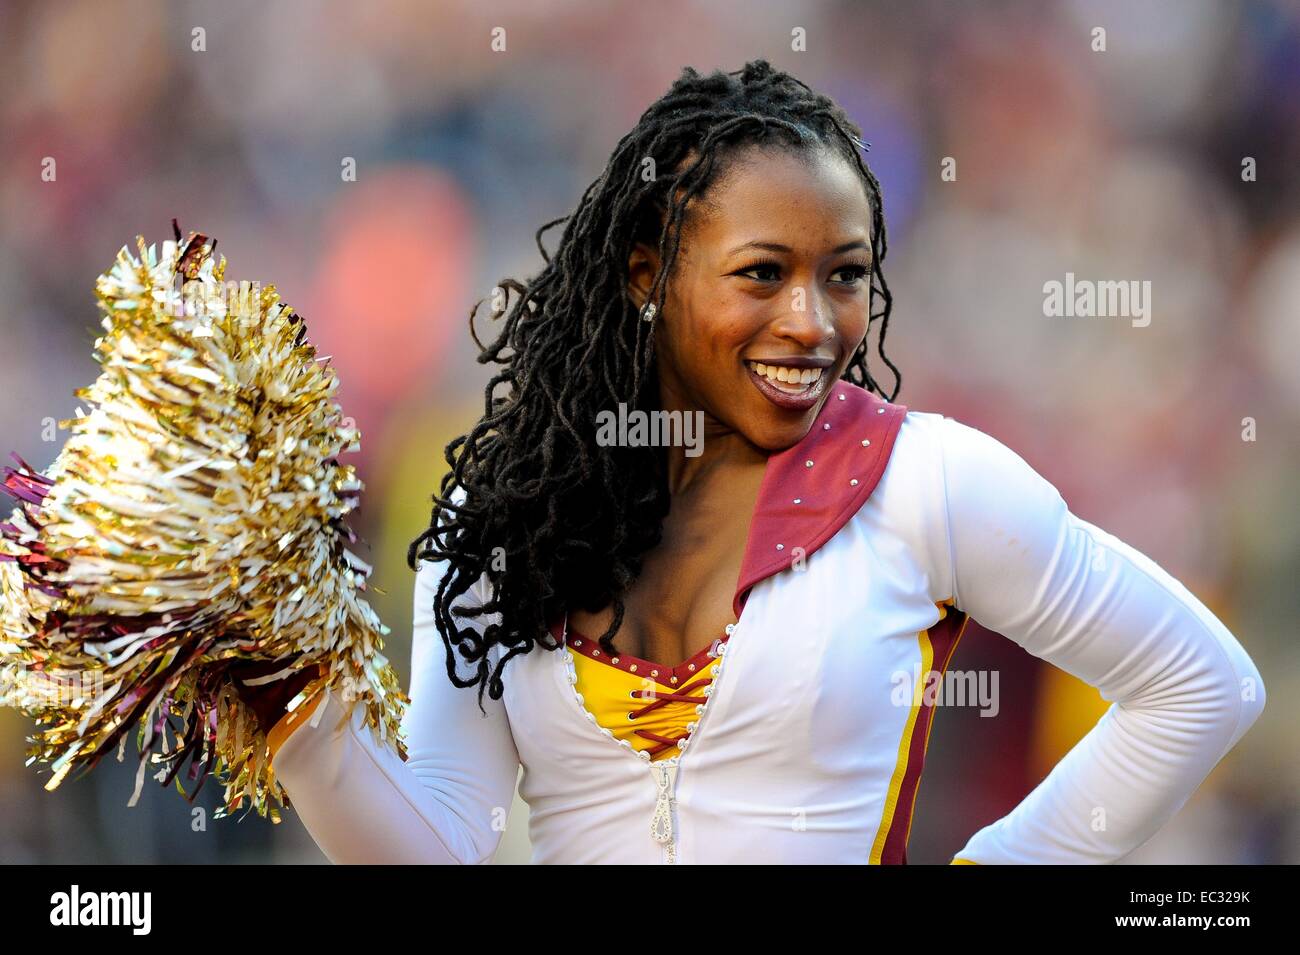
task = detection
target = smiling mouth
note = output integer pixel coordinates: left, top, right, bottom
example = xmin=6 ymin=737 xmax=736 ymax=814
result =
xmin=744 ymin=360 xmax=825 ymax=394
xmin=743 ymin=359 xmax=833 ymax=410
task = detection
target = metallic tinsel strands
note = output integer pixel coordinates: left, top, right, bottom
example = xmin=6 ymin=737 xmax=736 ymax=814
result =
xmin=0 ymin=226 xmax=409 ymax=822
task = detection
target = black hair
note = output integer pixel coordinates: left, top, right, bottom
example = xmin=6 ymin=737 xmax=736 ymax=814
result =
xmin=407 ymin=59 xmax=900 ymax=710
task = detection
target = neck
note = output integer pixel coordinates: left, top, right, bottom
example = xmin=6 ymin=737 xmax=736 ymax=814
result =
xmin=664 ymin=429 xmax=768 ymax=496
xmin=657 ymin=387 xmax=768 ymax=495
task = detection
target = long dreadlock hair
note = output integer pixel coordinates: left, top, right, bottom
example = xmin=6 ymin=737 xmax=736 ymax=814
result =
xmin=407 ymin=59 xmax=902 ymax=711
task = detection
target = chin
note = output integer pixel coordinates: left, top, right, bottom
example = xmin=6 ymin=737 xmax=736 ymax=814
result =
xmin=742 ymin=407 xmax=822 ymax=452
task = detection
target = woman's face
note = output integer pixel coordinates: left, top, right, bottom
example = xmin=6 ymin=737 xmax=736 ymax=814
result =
xmin=629 ymin=143 xmax=877 ymax=453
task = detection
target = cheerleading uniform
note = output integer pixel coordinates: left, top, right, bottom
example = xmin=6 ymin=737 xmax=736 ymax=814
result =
xmin=268 ymin=380 xmax=1266 ymax=864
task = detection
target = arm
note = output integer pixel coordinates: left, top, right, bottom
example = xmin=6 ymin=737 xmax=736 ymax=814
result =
xmin=935 ymin=416 xmax=1266 ymax=864
xmin=268 ymin=555 xmax=521 ymax=864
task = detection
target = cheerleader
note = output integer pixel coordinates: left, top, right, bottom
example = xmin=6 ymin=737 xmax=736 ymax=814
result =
xmin=240 ymin=60 xmax=1265 ymax=864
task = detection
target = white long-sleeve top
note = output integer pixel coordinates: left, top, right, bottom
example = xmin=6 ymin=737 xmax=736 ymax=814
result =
xmin=270 ymin=381 xmax=1266 ymax=864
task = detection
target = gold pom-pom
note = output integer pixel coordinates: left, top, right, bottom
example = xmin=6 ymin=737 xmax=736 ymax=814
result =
xmin=0 ymin=223 xmax=409 ymax=821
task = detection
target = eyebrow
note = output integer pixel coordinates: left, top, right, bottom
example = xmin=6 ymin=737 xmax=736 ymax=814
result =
xmin=727 ymin=239 xmax=871 ymax=256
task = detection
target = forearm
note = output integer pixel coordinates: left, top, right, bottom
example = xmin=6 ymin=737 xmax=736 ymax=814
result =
xmin=269 ymin=688 xmax=496 ymax=864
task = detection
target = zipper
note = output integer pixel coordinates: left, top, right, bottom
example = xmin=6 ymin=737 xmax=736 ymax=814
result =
xmin=645 ymin=623 xmax=736 ymax=865
xmin=649 ymin=761 xmax=679 ymax=864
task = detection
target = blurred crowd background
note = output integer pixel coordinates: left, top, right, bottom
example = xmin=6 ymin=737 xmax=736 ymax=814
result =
xmin=0 ymin=0 xmax=1295 ymax=864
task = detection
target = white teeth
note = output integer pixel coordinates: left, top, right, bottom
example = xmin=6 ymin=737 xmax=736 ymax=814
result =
xmin=746 ymin=361 xmax=823 ymax=392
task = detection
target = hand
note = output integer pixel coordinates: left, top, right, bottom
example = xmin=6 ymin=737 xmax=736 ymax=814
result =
xmin=228 ymin=656 xmax=324 ymax=734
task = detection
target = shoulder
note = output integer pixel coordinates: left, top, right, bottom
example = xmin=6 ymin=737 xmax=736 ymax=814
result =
xmin=857 ymin=405 xmax=952 ymax=511
xmin=822 ymin=385 xmax=1060 ymax=512
xmin=924 ymin=412 xmax=1067 ymax=522
xmin=825 ymin=382 xmax=994 ymax=471
xmin=853 ymin=403 xmax=1070 ymax=594
xmin=883 ymin=405 xmax=1014 ymax=460
xmin=883 ymin=406 xmax=1063 ymax=508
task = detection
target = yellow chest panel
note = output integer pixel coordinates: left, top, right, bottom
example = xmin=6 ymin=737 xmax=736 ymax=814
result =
xmin=567 ymin=635 xmax=726 ymax=761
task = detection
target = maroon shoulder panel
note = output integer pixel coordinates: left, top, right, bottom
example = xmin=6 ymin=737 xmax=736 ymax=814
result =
xmin=731 ymin=380 xmax=908 ymax=617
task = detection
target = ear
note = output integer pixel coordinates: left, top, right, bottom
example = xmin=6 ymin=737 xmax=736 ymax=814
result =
xmin=626 ymin=240 xmax=661 ymax=312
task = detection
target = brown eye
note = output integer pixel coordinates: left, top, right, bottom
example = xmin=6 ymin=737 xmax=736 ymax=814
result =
xmin=738 ymin=260 xmax=781 ymax=282
xmin=832 ymin=265 xmax=870 ymax=285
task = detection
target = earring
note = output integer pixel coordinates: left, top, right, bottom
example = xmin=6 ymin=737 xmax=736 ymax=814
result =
xmin=640 ymin=302 xmax=657 ymax=323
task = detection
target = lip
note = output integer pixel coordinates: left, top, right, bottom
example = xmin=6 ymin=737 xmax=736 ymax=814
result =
xmin=744 ymin=360 xmax=833 ymax=411
xmin=744 ymin=356 xmax=834 ymax=369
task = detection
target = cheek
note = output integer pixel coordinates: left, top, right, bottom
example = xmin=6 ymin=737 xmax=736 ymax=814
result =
xmin=705 ymin=312 xmax=761 ymax=358
xmin=671 ymin=285 xmax=763 ymax=361
xmin=843 ymin=314 xmax=870 ymax=348
xmin=834 ymin=301 xmax=871 ymax=348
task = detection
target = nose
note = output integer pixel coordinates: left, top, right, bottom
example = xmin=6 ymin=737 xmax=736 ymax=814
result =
xmin=770 ymin=283 xmax=835 ymax=349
